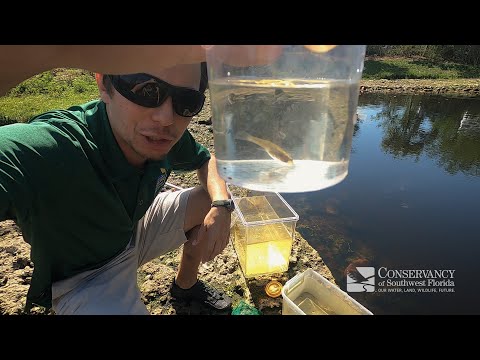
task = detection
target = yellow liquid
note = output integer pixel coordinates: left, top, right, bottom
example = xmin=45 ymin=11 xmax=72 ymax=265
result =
xmin=234 ymin=222 xmax=293 ymax=277
xmin=244 ymin=239 xmax=292 ymax=276
xmin=233 ymin=195 xmax=295 ymax=277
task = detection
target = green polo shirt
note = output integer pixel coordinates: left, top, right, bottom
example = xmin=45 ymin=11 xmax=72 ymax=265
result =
xmin=0 ymin=100 xmax=210 ymax=308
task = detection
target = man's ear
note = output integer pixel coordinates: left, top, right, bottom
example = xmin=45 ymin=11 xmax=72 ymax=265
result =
xmin=95 ymin=73 xmax=111 ymax=103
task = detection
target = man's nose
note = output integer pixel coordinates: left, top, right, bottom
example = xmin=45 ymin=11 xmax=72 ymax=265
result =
xmin=151 ymin=97 xmax=175 ymax=126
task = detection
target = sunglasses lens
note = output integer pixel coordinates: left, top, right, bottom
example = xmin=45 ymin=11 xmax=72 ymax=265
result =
xmin=115 ymin=74 xmax=169 ymax=108
xmin=110 ymin=74 xmax=205 ymax=116
xmin=173 ymin=89 xmax=206 ymax=117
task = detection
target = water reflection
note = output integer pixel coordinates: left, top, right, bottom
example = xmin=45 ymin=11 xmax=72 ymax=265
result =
xmin=364 ymin=93 xmax=480 ymax=175
xmin=283 ymin=93 xmax=480 ymax=315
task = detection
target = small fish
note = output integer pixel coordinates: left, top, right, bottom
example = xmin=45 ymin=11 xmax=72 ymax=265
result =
xmin=304 ymin=45 xmax=338 ymax=53
xmin=236 ymin=130 xmax=294 ymax=165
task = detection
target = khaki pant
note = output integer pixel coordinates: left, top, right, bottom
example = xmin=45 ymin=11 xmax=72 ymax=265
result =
xmin=52 ymin=188 xmax=192 ymax=315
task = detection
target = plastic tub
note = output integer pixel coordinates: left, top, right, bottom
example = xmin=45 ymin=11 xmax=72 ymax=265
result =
xmin=232 ymin=192 xmax=298 ymax=278
xmin=282 ymin=268 xmax=373 ymax=315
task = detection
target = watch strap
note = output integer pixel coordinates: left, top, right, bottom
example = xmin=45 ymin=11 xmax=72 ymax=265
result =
xmin=211 ymin=199 xmax=235 ymax=211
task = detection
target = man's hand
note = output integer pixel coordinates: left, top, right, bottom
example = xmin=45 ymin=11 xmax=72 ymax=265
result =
xmin=194 ymin=206 xmax=232 ymax=263
xmin=204 ymin=45 xmax=283 ymax=67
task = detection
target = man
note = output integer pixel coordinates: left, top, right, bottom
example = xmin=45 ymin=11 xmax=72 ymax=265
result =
xmin=0 ymin=62 xmax=235 ymax=314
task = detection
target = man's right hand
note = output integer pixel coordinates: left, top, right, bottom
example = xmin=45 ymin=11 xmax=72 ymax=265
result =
xmin=203 ymin=45 xmax=284 ymax=67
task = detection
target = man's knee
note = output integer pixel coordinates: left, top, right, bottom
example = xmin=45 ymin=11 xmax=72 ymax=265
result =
xmin=184 ymin=186 xmax=210 ymax=232
xmin=182 ymin=225 xmax=203 ymax=255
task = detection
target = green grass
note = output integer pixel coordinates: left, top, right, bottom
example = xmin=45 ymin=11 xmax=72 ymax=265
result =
xmin=363 ymin=57 xmax=480 ymax=80
xmin=0 ymin=93 xmax=99 ymax=123
xmin=0 ymin=68 xmax=99 ymax=124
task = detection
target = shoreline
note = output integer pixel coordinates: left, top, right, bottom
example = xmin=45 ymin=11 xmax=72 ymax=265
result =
xmin=360 ymin=79 xmax=480 ymax=96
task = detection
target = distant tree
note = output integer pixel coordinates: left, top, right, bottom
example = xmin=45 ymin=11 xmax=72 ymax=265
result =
xmin=366 ymin=45 xmax=480 ymax=66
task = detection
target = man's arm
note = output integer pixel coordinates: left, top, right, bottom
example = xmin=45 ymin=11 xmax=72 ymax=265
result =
xmin=195 ymin=154 xmax=233 ymax=263
xmin=196 ymin=154 xmax=230 ymax=202
xmin=0 ymin=123 xmax=37 ymax=221
xmin=0 ymin=45 xmax=284 ymax=97
xmin=0 ymin=45 xmax=206 ymax=96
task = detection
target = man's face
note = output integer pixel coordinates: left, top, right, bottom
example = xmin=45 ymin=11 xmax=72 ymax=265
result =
xmin=97 ymin=64 xmax=202 ymax=168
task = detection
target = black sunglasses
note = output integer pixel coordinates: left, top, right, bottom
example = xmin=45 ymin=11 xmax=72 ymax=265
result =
xmin=107 ymin=73 xmax=206 ymax=117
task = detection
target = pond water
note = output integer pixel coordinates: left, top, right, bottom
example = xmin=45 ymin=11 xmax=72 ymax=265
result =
xmin=282 ymin=93 xmax=480 ymax=315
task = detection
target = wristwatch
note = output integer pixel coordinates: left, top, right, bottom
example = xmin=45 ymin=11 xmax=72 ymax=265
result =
xmin=211 ymin=199 xmax=235 ymax=212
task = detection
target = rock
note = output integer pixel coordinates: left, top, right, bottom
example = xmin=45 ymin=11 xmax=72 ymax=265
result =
xmin=197 ymin=117 xmax=212 ymax=125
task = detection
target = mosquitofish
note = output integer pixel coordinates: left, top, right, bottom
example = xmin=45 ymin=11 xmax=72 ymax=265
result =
xmin=236 ymin=130 xmax=294 ymax=165
xmin=304 ymin=45 xmax=337 ymax=53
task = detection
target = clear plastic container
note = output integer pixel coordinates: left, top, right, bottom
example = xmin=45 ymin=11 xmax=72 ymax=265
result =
xmin=206 ymin=45 xmax=366 ymax=192
xmin=282 ymin=268 xmax=373 ymax=315
xmin=231 ymin=191 xmax=299 ymax=278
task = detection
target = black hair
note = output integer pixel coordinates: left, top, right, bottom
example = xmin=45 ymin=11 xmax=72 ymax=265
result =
xmin=103 ymin=75 xmax=114 ymax=95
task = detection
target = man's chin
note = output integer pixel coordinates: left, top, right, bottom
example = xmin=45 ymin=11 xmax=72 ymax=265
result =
xmin=142 ymin=149 xmax=169 ymax=162
xmin=148 ymin=154 xmax=168 ymax=162
xmin=132 ymin=145 xmax=169 ymax=162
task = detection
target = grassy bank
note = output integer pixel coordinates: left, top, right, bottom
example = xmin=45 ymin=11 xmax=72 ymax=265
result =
xmin=0 ymin=68 xmax=99 ymax=124
xmin=363 ymin=57 xmax=480 ymax=79
xmin=1 ymin=57 xmax=479 ymax=125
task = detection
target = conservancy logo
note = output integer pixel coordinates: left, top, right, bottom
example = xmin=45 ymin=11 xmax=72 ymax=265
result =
xmin=345 ymin=264 xmax=456 ymax=294
xmin=346 ymin=266 xmax=375 ymax=292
